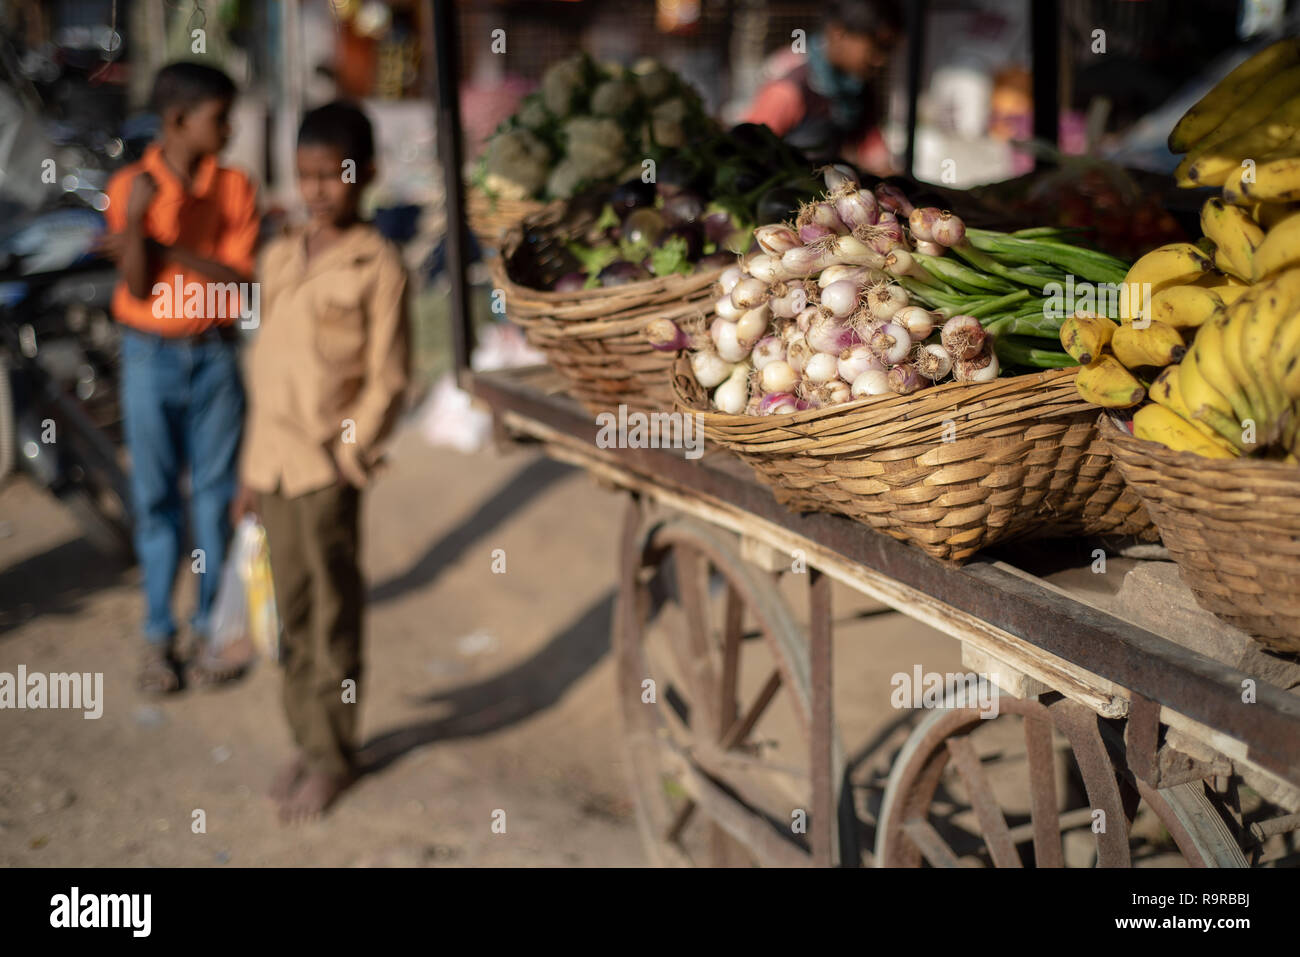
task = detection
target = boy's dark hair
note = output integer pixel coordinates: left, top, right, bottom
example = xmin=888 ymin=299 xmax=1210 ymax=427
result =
xmin=298 ymin=101 xmax=375 ymax=169
xmin=150 ymin=61 xmax=236 ymax=116
xmin=826 ymin=0 xmax=902 ymax=37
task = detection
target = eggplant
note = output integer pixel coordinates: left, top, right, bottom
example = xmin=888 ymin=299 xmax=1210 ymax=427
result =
xmin=655 ymin=156 xmax=699 ymax=198
xmin=756 ymin=187 xmax=805 ymax=225
xmin=662 ymin=191 xmax=704 ymax=227
xmin=660 ymin=223 xmax=703 ymax=261
xmin=598 ymin=261 xmax=651 ymax=287
xmin=609 ymin=178 xmax=656 ymax=218
xmin=698 ymin=250 xmax=736 ymax=270
xmin=552 ymin=272 xmax=587 ymax=292
xmin=623 ymin=207 xmax=666 ymax=246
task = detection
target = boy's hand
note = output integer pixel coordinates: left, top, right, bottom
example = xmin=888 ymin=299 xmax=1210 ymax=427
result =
xmin=126 ymin=171 xmax=158 ymax=224
xmin=230 ymin=484 xmax=260 ymax=524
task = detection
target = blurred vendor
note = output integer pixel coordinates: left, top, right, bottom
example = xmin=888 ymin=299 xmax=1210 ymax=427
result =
xmin=745 ymin=0 xmax=901 ymax=171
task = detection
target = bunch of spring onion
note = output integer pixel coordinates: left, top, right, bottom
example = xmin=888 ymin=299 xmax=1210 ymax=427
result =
xmin=643 ymin=165 xmax=998 ymax=414
xmin=644 ymin=165 xmax=1132 ymax=415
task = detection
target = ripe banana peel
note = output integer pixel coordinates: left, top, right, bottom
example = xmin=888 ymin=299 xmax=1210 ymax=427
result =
xmin=1111 ymin=320 xmax=1187 ymax=369
xmin=1201 ymin=198 xmax=1264 ymax=282
xmin=1133 ymin=403 xmax=1239 ymax=458
xmin=1058 ymin=312 xmax=1116 ymax=365
xmin=1149 ymin=285 xmax=1225 ymax=329
xmin=1119 ymin=243 xmax=1214 ymax=321
xmin=1075 ymin=356 xmax=1145 ymax=408
xmin=1169 ymin=37 xmax=1300 ymax=154
xmin=1253 ymin=209 xmax=1300 ymax=279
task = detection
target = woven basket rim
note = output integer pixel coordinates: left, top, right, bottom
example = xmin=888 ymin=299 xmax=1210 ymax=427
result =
xmin=1099 ymin=412 xmax=1300 ymax=479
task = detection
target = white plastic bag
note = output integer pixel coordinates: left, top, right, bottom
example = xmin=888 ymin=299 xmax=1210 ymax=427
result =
xmin=210 ymin=516 xmax=280 ymax=661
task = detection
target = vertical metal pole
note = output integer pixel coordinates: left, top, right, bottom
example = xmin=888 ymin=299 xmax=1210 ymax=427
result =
xmin=902 ymin=0 xmax=926 ymax=179
xmin=1030 ymin=0 xmax=1061 ymax=161
xmin=428 ymin=0 xmax=475 ymax=380
xmin=808 ymin=567 xmax=834 ymax=867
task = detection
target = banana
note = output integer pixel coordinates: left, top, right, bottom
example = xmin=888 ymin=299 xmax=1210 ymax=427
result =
xmin=1149 ymin=365 xmax=1230 ymax=443
xmin=1204 ymin=281 xmax=1249 ymax=304
xmin=1133 ymin=403 xmax=1239 ymax=458
xmin=1201 ymin=198 xmax=1265 ymax=281
xmin=1058 ymin=312 xmax=1117 ymax=365
xmin=1223 ymin=292 xmax=1284 ymax=433
xmin=1111 ymin=320 xmax=1188 ymax=368
xmin=1181 ymin=97 xmax=1300 ymax=188
xmin=1239 ymin=151 xmax=1300 ymax=205
xmin=1252 ymin=201 xmax=1300 ymax=229
xmin=1119 ymin=243 xmax=1214 ymax=321
xmin=1075 ymin=355 xmax=1145 ymax=408
xmin=1252 ymin=209 xmax=1300 ymax=279
xmin=1185 ymin=65 xmax=1300 ymax=163
xmin=1262 ymin=270 xmax=1300 ymax=395
xmin=1168 ymin=37 xmax=1300 ymax=153
xmin=1190 ymin=315 xmax=1258 ymax=431
xmin=1177 ymin=349 xmax=1250 ymax=451
xmin=1149 ymin=285 xmax=1225 ymax=330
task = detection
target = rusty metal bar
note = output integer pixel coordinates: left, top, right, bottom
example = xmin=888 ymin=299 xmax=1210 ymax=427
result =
xmin=1023 ymin=715 xmax=1064 ymax=868
xmin=809 ymin=568 xmax=834 ymax=868
xmin=946 ymin=735 xmax=1022 ymax=868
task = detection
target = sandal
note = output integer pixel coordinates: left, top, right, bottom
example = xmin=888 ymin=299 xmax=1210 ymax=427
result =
xmin=138 ymin=646 xmax=181 ymax=696
xmin=188 ymin=636 xmax=255 ymax=688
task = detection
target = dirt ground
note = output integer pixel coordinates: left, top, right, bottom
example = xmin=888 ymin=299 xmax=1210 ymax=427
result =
xmin=0 ymin=421 xmax=964 ymax=867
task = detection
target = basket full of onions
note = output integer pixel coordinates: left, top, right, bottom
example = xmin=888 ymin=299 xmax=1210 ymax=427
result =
xmin=669 ymin=166 xmax=1153 ymax=563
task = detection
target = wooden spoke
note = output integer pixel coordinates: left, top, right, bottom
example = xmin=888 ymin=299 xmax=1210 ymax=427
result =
xmin=902 ymin=817 xmax=962 ymax=868
xmin=665 ymin=800 xmax=695 ymax=844
xmin=672 ymin=547 xmax=720 ymax=732
xmin=945 ymin=735 xmax=1022 ymax=868
xmin=721 ymin=670 xmax=782 ymax=750
xmin=718 ymin=584 xmax=743 ymax=740
xmin=1023 ymin=715 xmax=1063 ymax=868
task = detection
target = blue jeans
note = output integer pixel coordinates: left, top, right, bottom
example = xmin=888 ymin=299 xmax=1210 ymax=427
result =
xmin=119 ymin=327 xmax=245 ymax=646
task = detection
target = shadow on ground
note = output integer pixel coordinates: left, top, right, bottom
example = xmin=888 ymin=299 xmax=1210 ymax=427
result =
xmin=0 ymin=535 xmax=132 ymax=636
xmin=368 ymin=457 xmax=573 ymax=606
xmin=357 ymin=589 xmax=614 ymax=775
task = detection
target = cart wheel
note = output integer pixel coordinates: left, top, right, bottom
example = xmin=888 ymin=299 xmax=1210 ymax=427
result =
xmin=614 ymin=504 xmax=851 ymax=867
xmin=875 ymin=696 xmax=1246 ymax=867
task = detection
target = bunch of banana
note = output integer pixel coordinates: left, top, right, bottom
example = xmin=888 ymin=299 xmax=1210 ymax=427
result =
xmin=1170 ymin=37 xmax=1300 ymax=194
xmin=1102 ymin=268 xmax=1300 ymax=460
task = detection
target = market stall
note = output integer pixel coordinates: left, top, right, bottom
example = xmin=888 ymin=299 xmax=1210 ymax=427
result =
xmin=431 ymin=1 xmax=1300 ymax=867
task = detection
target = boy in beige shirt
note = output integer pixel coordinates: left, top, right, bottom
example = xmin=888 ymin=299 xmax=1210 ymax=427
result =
xmin=233 ymin=102 xmax=410 ymax=821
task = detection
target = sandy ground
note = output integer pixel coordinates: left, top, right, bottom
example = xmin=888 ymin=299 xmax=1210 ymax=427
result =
xmin=0 ymin=422 xmax=967 ymax=867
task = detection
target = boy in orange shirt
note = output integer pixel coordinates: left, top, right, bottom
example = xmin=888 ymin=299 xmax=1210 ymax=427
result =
xmin=101 ymin=62 xmax=259 ymax=693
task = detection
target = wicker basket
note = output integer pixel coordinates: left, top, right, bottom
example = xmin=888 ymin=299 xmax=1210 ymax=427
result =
xmin=467 ymin=184 xmax=544 ymax=250
xmin=492 ymin=198 xmax=724 ymax=417
xmin=673 ymin=358 xmax=1154 ymax=563
xmin=1100 ymin=413 xmax=1300 ymax=653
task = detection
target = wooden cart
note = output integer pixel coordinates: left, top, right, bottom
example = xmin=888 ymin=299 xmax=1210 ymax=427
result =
xmin=463 ymin=367 xmax=1300 ymax=868
xmin=424 ymin=0 xmax=1300 ymax=868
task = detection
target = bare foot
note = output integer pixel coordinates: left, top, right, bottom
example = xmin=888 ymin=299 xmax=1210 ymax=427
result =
xmin=269 ymin=754 xmax=307 ymax=803
xmin=278 ymin=769 xmax=353 ymax=825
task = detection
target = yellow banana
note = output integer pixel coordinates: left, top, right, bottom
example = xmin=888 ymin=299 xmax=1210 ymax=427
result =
xmin=1119 ymin=243 xmax=1214 ymax=321
xmin=1201 ymin=198 xmax=1265 ymax=281
xmin=1149 ymin=285 xmax=1225 ymax=330
xmin=1149 ymin=365 xmax=1230 ymax=443
xmin=1133 ymin=403 xmax=1239 ymax=458
xmin=1251 ymin=201 xmax=1300 ymax=228
xmin=1185 ymin=65 xmax=1300 ymax=164
xmin=1111 ymin=320 xmax=1187 ymax=369
xmin=1058 ymin=312 xmax=1117 ymax=365
xmin=1262 ymin=269 xmax=1300 ymax=394
xmin=1204 ymin=281 xmax=1249 ymax=304
xmin=1177 ymin=349 xmax=1250 ymax=451
xmin=1222 ymin=292 xmax=1285 ymax=432
xmin=1075 ymin=356 xmax=1145 ymax=408
xmin=1253 ymin=209 xmax=1300 ymax=279
xmin=1236 ymin=144 xmax=1300 ymax=204
xmin=1168 ymin=37 xmax=1300 ymax=153
xmin=1181 ymin=97 xmax=1300 ymax=188
xmin=1193 ymin=314 xmax=1258 ymax=429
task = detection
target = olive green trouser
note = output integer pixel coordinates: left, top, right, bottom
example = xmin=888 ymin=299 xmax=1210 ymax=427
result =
xmin=259 ymin=483 xmax=363 ymax=777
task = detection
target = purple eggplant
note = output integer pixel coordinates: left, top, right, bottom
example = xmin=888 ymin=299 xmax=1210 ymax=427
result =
xmin=662 ymin=191 xmax=704 ymax=227
xmin=597 ymin=261 xmax=651 ymax=287
xmin=552 ymin=271 xmax=587 ymax=292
